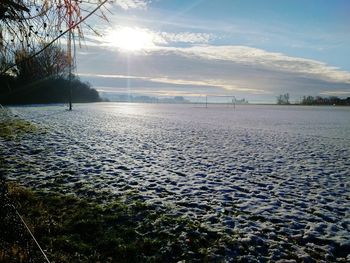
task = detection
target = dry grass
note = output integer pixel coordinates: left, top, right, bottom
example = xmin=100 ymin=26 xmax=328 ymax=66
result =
xmin=0 ymin=118 xmax=37 ymax=139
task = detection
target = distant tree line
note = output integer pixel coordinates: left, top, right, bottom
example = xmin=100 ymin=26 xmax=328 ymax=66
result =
xmin=300 ymin=96 xmax=350 ymax=106
xmin=100 ymin=94 xmax=191 ymax=104
xmin=0 ymin=76 xmax=101 ymax=105
xmin=0 ymin=44 xmax=101 ymax=105
xmin=276 ymin=93 xmax=350 ymax=106
xmin=276 ymin=93 xmax=290 ymax=105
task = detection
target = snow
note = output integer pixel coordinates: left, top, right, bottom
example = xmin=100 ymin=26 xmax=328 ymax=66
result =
xmin=2 ymin=103 xmax=350 ymax=260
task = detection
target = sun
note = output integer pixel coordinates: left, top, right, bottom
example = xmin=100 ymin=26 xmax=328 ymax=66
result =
xmin=105 ymin=27 xmax=155 ymax=51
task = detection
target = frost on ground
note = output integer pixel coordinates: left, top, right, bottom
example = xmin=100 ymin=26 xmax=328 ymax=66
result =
xmin=1 ymin=103 xmax=350 ymax=262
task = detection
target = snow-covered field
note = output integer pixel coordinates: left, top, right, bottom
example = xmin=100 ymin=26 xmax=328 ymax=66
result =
xmin=2 ymin=103 xmax=350 ymax=261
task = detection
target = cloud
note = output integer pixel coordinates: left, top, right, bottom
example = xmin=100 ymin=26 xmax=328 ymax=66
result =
xmin=114 ymin=0 xmax=149 ymax=10
xmin=89 ymin=25 xmax=350 ymax=85
xmin=159 ymin=45 xmax=350 ymax=84
xmin=96 ymin=86 xmax=205 ymax=97
xmin=76 ymin=44 xmax=350 ymax=102
xmin=78 ymin=73 xmax=268 ymax=95
xmin=157 ymin=32 xmax=213 ymax=44
xmin=320 ymin=91 xmax=350 ymax=96
xmin=97 ymin=26 xmax=214 ymax=50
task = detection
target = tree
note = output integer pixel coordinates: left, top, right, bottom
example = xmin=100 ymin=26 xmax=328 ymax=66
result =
xmin=1 ymin=1 xmax=108 ymax=108
xmin=15 ymin=44 xmax=70 ymax=81
xmin=300 ymin=95 xmax=350 ymax=106
xmin=276 ymin=93 xmax=290 ymax=105
xmin=1 ymin=0 xmax=109 ymax=76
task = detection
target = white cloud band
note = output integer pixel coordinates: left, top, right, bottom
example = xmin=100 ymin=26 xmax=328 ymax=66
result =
xmin=161 ymin=45 xmax=350 ymax=84
xmin=114 ymin=0 xmax=149 ymax=10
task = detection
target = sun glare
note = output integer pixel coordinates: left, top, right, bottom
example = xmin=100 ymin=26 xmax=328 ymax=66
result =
xmin=106 ymin=27 xmax=155 ymax=51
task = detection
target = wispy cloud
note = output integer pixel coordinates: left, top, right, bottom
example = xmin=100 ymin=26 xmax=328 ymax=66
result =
xmin=159 ymin=45 xmax=350 ymax=84
xmin=158 ymin=32 xmax=213 ymax=44
xmin=78 ymin=73 xmax=147 ymax=80
xmin=96 ymin=86 xmax=204 ymax=97
xmin=97 ymin=26 xmax=213 ymax=49
xmin=114 ymin=0 xmax=149 ymax=10
xmin=320 ymin=91 xmax=350 ymax=96
xmin=148 ymin=77 xmax=268 ymax=94
xmin=78 ymin=73 xmax=270 ymax=95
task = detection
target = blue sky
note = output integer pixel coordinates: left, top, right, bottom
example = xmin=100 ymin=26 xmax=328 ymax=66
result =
xmin=76 ymin=0 xmax=350 ymax=103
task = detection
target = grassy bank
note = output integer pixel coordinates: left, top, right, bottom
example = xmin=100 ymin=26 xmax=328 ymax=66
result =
xmin=0 ymin=117 xmax=37 ymax=141
xmin=2 ymin=183 xmax=234 ymax=262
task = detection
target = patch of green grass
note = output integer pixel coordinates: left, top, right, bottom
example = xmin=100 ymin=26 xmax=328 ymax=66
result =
xmin=2 ymin=184 xmax=236 ymax=262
